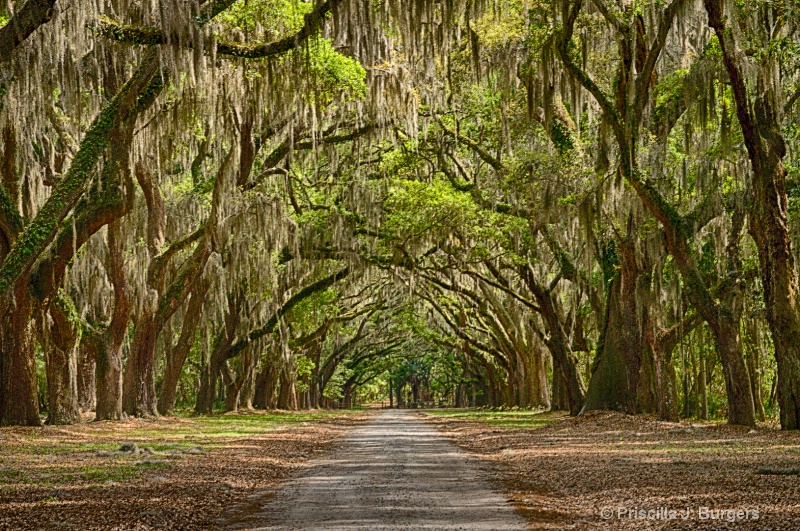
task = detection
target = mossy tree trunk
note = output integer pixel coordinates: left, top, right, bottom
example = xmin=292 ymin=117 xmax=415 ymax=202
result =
xmin=530 ymin=345 xmax=551 ymax=408
xmin=637 ymin=339 xmax=657 ymax=415
xmin=77 ymin=345 xmax=96 ymax=413
xmin=195 ymin=294 xmax=240 ymax=414
xmin=41 ymin=294 xmax=82 ymax=425
xmin=0 ymin=284 xmax=39 ymax=426
xmin=556 ymin=0 xmax=755 ymax=426
xmin=520 ymin=265 xmax=586 ymax=415
xmin=277 ymin=362 xmax=298 ymax=410
xmin=705 ymin=0 xmax=800 ymax=429
xmin=652 ymin=341 xmax=680 ymax=422
xmin=584 ymin=231 xmax=643 ymax=414
xmin=253 ymin=358 xmax=279 ymax=410
xmin=122 ymin=168 xmax=209 ymax=417
xmin=234 ymin=343 xmax=259 ymax=411
xmin=645 ymin=312 xmax=700 ymax=422
xmin=91 ymin=220 xmax=132 ymax=420
xmin=0 ymin=51 xmax=160 ymax=426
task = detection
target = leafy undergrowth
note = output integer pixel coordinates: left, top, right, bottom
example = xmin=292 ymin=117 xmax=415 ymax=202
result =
xmin=0 ymin=409 xmax=366 ymax=530
xmin=423 ymin=409 xmax=800 ymax=530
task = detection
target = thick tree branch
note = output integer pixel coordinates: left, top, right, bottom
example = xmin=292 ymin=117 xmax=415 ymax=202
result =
xmin=556 ymin=0 xmax=621 ymax=134
xmin=95 ymin=0 xmax=340 ymax=59
xmin=0 ymin=49 xmax=162 ymax=297
xmin=225 ymin=266 xmax=351 ymax=359
xmin=434 ymin=116 xmax=503 ymax=171
xmin=0 ymin=0 xmax=56 ymax=64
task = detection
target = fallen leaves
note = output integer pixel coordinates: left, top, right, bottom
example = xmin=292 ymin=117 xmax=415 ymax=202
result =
xmin=0 ymin=410 xmax=366 ymax=530
xmin=423 ymin=410 xmax=800 ymax=530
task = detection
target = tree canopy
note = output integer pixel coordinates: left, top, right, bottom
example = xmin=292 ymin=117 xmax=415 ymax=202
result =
xmin=1 ymin=0 xmax=799 ymax=429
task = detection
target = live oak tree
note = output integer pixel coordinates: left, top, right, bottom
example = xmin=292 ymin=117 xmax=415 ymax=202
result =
xmin=1 ymin=0 xmax=799 ymax=429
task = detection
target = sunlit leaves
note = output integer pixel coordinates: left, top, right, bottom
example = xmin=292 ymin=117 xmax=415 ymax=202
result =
xmin=215 ymin=0 xmax=311 ymax=37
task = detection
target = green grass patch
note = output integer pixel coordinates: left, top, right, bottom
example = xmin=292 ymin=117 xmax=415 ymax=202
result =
xmin=0 ymin=462 xmax=171 ymax=487
xmin=424 ymin=408 xmax=562 ymax=430
xmin=0 ymin=409 xmax=362 ymax=491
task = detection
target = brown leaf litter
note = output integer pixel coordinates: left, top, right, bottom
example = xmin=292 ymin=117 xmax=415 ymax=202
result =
xmin=0 ymin=411 xmax=366 ymax=530
xmin=423 ymin=410 xmax=800 ymax=530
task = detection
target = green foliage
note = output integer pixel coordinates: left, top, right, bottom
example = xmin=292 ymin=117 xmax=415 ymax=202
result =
xmin=295 ymin=355 xmax=315 ymax=393
xmin=653 ymin=68 xmax=688 ymax=127
xmin=471 ymin=1 xmax=528 ymax=49
xmin=380 ymin=177 xmax=526 ymax=262
xmin=301 ymin=38 xmax=367 ymax=109
xmin=323 ymin=363 xmax=350 ymax=401
xmin=216 ymin=0 xmax=311 ymax=35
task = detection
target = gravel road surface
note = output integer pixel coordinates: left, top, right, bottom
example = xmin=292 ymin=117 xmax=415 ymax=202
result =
xmin=221 ymin=409 xmax=527 ymax=530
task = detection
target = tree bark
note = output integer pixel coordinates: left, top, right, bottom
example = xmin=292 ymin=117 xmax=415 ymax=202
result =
xmin=705 ymin=0 xmax=800 ymax=430
xmin=530 ymin=346 xmax=551 ymax=408
xmin=253 ymin=360 xmax=278 ymax=410
xmin=584 ymin=234 xmax=643 ymax=414
xmin=277 ymin=362 xmax=298 ymax=410
xmin=122 ymin=316 xmax=160 ymax=417
xmin=158 ymin=279 xmax=208 ymax=415
xmin=94 ymin=220 xmax=131 ymax=420
xmin=699 ymin=341 xmax=708 ymax=420
xmin=652 ymin=342 xmax=679 ymax=422
xmin=195 ymin=296 xmax=239 ymax=414
xmin=520 ymin=266 xmax=586 ymax=414
xmin=637 ymin=339 xmax=657 ymax=415
xmin=0 ymin=284 xmax=40 ymax=426
xmin=42 ymin=294 xmax=81 ymax=425
xmin=744 ymin=317 xmax=767 ymax=422
xmin=77 ymin=345 xmax=96 ymax=413
xmin=235 ymin=346 xmax=259 ymax=410
xmin=550 ymin=367 xmax=569 ymax=412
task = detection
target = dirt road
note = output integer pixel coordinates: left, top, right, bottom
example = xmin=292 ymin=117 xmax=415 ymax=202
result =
xmin=221 ymin=409 xmax=527 ymax=530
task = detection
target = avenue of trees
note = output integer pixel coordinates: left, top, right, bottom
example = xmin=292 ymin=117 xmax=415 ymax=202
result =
xmin=0 ymin=0 xmax=799 ymax=429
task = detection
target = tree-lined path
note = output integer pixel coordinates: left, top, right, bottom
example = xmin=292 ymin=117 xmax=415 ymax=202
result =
xmin=220 ymin=410 xmax=527 ymax=530
xmin=5 ymin=0 xmax=800 ymax=526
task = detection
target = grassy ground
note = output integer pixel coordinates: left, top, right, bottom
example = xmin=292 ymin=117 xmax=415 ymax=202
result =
xmin=0 ymin=409 xmax=366 ymax=530
xmin=424 ymin=408 xmax=565 ymax=429
xmin=422 ymin=408 xmax=800 ymax=530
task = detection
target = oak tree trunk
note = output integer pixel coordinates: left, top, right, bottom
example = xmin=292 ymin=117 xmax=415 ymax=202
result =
xmin=158 ymin=279 xmax=208 ymax=415
xmin=94 ymin=220 xmax=131 ymax=420
xmin=706 ymin=0 xmax=800 ymax=430
xmin=77 ymin=345 xmax=96 ymax=413
xmin=122 ymin=317 xmax=160 ymax=417
xmin=43 ymin=296 xmax=81 ymax=425
xmin=584 ymin=237 xmax=642 ymax=414
xmin=277 ymin=364 xmax=298 ymax=410
xmin=0 ymin=287 xmax=40 ymax=426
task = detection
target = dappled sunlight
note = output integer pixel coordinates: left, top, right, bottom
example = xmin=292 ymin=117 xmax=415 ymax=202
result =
xmin=1 ymin=0 xmax=800 ymax=527
xmin=428 ymin=410 xmax=800 ymax=529
xmin=219 ymin=410 xmax=527 ymax=530
xmin=0 ymin=411 xmax=365 ymax=529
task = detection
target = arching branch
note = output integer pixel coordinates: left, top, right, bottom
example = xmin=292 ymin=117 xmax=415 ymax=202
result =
xmin=0 ymin=0 xmax=57 ymax=64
